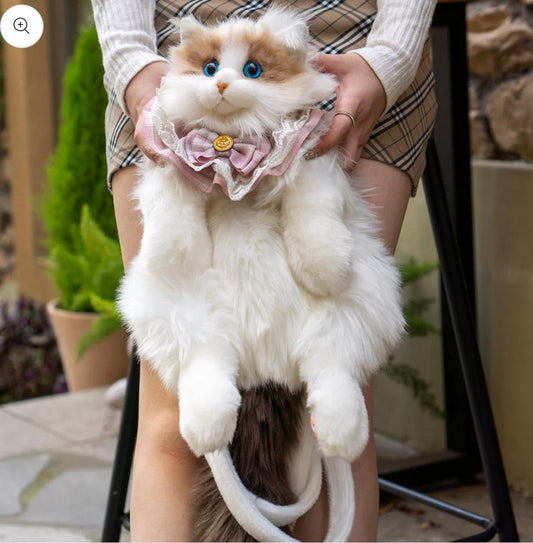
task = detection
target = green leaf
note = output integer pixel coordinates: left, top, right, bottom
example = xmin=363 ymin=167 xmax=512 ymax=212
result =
xmin=42 ymin=27 xmax=122 ymax=316
xmin=48 ymin=245 xmax=88 ymax=310
xmin=387 ymin=257 xmax=442 ymax=418
xmin=80 ymin=205 xmax=122 ymax=265
xmin=90 ymin=294 xmax=121 ymax=321
xmin=70 ymin=291 xmax=93 ymax=313
xmin=399 ymin=258 xmax=439 ymax=284
xmin=76 ymin=315 xmax=122 ymax=361
xmin=404 ymin=297 xmax=435 ymax=314
xmin=43 ymin=26 xmax=116 ymax=256
xmin=403 ymin=297 xmax=440 ymax=337
xmin=404 ymin=313 xmax=440 ymax=336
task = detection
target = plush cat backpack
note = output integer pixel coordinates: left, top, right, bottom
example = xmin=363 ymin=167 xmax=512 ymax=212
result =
xmin=119 ymin=7 xmax=404 ymax=542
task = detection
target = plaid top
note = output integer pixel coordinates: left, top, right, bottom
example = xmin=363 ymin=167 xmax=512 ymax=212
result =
xmin=103 ymin=0 xmax=437 ymax=195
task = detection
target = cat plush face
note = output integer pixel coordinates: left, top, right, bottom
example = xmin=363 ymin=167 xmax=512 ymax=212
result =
xmin=157 ymin=8 xmax=337 ymax=136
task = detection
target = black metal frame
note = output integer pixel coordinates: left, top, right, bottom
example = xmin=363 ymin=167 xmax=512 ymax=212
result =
xmin=433 ymin=0 xmax=482 ymax=482
xmin=379 ymin=478 xmax=497 ymax=542
xmin=101 ymin=350 xmax=139 ymax=542
xmin=377 ymin=139 xmax=519 ymax=543
xmin=382 ymin=0 xmax=482 ymax=489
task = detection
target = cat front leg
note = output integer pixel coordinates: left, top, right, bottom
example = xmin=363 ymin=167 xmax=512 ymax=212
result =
xmin=281 ymin=154 xmax=354 ymax=297
xmin=135 ymin=163 xmax=212 ymax=279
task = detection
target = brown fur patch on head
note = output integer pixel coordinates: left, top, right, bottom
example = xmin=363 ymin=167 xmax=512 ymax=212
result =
xmin=242 ymin=27 xmax=306 ymax=82
xmin=170 ymin=31 xmax=222 ymax=75
xmin=171 ymin=23 xmax=306 ymax=82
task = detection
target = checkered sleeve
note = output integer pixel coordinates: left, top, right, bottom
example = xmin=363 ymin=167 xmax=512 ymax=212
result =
xmin=349 ymin=0 xmax=437 ymax=113
xmin=91 ymin=0 xmax=167 ymax=115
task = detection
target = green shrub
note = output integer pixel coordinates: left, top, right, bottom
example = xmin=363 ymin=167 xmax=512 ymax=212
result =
xmin=49 ymin=204 xmax=123 ymax=309
xmin=42 ymin=26 xmax=123 ymax=356
xmin=43 ymin=25 xmax=117 ymax=268
xmin=385 ymin=259 xmax=444 ymax=419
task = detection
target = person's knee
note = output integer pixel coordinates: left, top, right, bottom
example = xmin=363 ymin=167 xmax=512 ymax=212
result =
xmin=137 ymin=408 xmax=197 ymax=462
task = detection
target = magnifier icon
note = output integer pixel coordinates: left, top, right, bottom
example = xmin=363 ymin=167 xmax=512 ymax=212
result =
xmin=13 ymin=17 xmax=29 ymax=34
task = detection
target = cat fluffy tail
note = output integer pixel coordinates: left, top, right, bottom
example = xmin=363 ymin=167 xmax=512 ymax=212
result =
xmin=192 ymin=384 xmax=305 ymax=541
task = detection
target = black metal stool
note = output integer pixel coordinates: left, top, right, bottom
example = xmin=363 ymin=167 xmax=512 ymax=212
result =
xmin=102 ymin=343 xmax=139 ymax=540
xmin=101 ymin=139 xmax=519 ymax=542
xmin=377 ymin=139 xmax=518 ymax=542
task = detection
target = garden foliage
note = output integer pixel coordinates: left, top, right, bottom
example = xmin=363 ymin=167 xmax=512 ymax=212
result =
xmin=43 ymin=26 xmax=116 ymax=255
xmin=42 ymin=26 xmax=123 ymax=355
xmin=0 ymin=297 xmax=65 ymax=404
xmin=386 ymin=258 xmax=444 ymax=419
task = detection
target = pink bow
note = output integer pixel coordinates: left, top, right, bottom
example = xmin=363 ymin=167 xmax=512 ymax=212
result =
xmin=139 ymin=97 xmax=325 ymax=200
xmin=181 ymin=129 xmax=272 ymax=176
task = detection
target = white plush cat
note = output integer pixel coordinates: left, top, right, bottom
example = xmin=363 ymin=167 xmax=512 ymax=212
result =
xmin=118 ymin=8 xmax=404 ymax=541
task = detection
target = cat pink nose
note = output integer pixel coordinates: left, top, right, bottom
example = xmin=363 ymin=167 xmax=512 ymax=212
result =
xmin=217 ymin=82 xmax=228 ymax=94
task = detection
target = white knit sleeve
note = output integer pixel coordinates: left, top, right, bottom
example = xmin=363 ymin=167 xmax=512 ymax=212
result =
xmin=91 ymin=0 xmax=168 ymax=114
xmin=349 ymin=0 xmax=437 ymax=113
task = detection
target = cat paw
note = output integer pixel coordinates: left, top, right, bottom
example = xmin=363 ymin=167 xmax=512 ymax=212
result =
xmin=285 ymin=219 xmax=353 ymax=297
xmin=179 ymin=380 xmax=241 ymax=456
xmin=310 ymin=385 xmax=369 ymax=461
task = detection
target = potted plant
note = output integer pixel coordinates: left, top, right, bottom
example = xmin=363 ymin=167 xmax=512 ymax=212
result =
xmin=43 ymin=26 xmax=128 ymax=391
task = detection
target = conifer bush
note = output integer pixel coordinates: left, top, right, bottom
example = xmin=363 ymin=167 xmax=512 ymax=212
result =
xmin=44 ymin=26 xmax=116 ymax=254
xmin=43 ymin=26 xmax=123 ymax=354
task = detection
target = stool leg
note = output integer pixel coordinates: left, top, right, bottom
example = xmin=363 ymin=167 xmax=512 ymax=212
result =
xmin=101 ymin=346 xmax=140 ymax=542
xmin=423 ymin=139 xmax=519 ymax=542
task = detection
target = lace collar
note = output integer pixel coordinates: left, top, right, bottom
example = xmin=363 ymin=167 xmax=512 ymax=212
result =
xmin=139 ymin=96 xmax=324 ymax=201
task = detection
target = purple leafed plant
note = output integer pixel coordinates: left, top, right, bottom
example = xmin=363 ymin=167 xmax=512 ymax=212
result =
xmin=0 ymin=295 xmax=66 ymax=404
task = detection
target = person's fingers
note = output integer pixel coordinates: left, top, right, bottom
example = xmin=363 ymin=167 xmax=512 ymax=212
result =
xmin=311 ymin=52 xmax=346 ymax=76
xmin=308 ymin=52 xmax=386 ymax=169
xmin=315 ymin=112 xmax=354 ymax=155
xmin=134 ymin=126 xmax=159 ymax=163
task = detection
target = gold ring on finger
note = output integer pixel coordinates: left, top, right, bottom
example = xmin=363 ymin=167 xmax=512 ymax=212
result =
xmin=334 ymin=110 xmax=356 ymax=127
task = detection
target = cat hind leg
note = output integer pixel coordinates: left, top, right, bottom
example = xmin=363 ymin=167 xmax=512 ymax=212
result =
xmin=304 ymin=367 xmax=369 ymax=462
xmin=178 ymin=344 xmax=241 ymax=456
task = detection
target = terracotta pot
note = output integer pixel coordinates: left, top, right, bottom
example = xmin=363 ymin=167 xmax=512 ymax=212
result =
xmin=46 ymin=299 xmax=130 ymax=391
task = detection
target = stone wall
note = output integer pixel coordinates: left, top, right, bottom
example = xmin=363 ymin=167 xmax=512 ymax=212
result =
xmin=468 ymin=0 xmax=533 ymax=159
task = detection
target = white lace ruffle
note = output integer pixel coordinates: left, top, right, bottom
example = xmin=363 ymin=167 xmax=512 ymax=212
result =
xmin=151 ymin=94 xmax=322 ymax=201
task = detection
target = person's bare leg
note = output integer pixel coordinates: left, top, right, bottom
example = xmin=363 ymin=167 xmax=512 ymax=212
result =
xmin=293 ymin=158 xmax=412 ymax=541
xmin=112 ymin=166 xmax=201 ymax=542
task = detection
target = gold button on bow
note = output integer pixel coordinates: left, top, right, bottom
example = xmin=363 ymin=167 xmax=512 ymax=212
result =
xmin=213 ymin=135 xmax=234 ymax=152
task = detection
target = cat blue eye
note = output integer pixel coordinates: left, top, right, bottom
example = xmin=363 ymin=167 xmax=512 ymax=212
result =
xmin=204 ymin=60 xmax=219 ymax=77
xmin=243 ymin=61 xmax=262 ymax=79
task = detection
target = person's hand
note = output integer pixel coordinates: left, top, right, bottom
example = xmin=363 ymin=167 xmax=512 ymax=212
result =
xmin=124 ymin=60 xmax=168 ymax=161
xmin=311 ymin=52 xmax=387 ymax=170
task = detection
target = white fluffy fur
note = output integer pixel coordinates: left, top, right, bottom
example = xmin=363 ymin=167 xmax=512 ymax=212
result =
xmin=118 ymin=10 xmax=404 ymax=461
xmin=161 ymin=9 xmax=335 ymax=136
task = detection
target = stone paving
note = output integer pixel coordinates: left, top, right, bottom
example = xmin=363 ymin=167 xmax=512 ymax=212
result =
xmin=0 ymin=388 xmax=120 ymax=542
xmin=0 ymin=387 xmax=532 ymax=542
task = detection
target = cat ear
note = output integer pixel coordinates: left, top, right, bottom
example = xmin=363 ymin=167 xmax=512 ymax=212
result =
xmin=259 ymin=8 xmax=309 ymax=55
xmin=171 ymin=15 xmax=206 ymax=42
